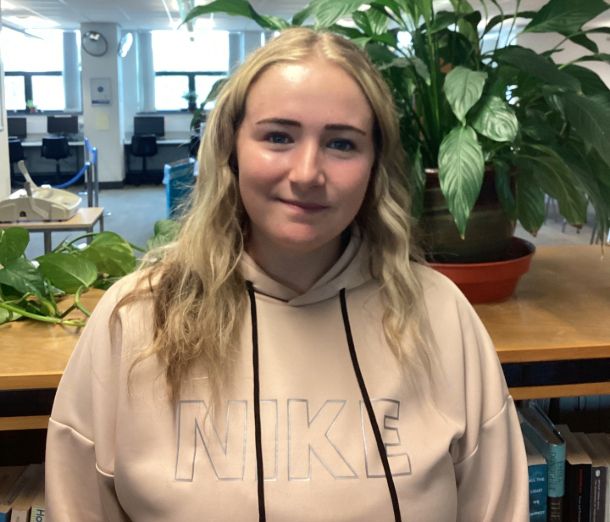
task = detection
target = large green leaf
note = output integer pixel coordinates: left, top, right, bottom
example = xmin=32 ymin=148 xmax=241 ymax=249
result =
xmin=183 ymin=0 xmax=290 ymax=30
xmin=515 ymin=171 xmax=546 ymax=235
xmin=522 ymin=145 xmax=588 ymax=225
xmin=562 ymin=64 xmax=610 ymax=100
xmin=566 ymin=34 xmax=598 ymax=54
xmin=561 ymin=93 xmax=610 ymax=168
xmin=36 ymin=253 xmax=98 ymax=294
xmin=0 ymin=228 xmax=29 ymax=266
xmin=80 ymin=232 xmax=136 ymax=277
xmin=363 ymin=5 xmax=389 ymax=34
xmin=443 ymin=66 xmax=487 ymax=124
xmin=558 ymin=144 xmax=610 ymax=241
xmin=523 ymin=0 xmax=609 ymax=36
xmin=308 ymin=0 xmax=368 ymax=28
xmin=493 ymin=160 xmax=516 ymax=220
xmin=471 ymin=96 xmax=518 ymax=142
xmin=0 ymin=257 xmax=47 ymax=299
xmin=483 ymin=11 xmax=537 ymax=36
xmin=493 ymin=46 xmax=581 ymax=92
xmin=438 ymin=125 xmax=485 ymax=237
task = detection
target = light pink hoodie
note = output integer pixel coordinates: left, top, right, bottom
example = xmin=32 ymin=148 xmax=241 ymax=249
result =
xmin=46 ymin=232 xmax=529 ymax=521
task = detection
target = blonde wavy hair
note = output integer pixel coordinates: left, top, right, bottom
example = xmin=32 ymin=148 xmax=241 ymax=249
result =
xmin=121 ymin=27 xmax=430 ymax=401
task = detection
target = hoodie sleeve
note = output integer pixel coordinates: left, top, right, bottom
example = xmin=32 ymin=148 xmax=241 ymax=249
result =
xmin=450 ymin=294 xmax=529 ymax=522
xmin=45 ymin=281 xmax=130 ymax=522
xmin=454 ymin=395 xmax=529 ymax=521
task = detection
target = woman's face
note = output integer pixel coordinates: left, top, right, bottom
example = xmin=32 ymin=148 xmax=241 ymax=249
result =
xmin=235 ymin=58 xmax=375 ymax=259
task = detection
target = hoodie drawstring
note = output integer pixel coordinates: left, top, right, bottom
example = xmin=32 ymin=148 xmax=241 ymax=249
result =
xmin=340 ymin=288 xmax=403 ymax=522
xmin=245 ymin=282 xmax=402 ymax=522
xmin=246 ymin=281 xmax=266 ymax=522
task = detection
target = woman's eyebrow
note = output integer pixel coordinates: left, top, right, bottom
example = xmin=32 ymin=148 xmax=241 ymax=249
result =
xmin=256 ymin=118 xmax=367 ymax=135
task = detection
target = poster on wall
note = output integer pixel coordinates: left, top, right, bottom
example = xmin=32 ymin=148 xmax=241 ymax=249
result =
xmin=91 ymin=77 xmax=111 ymax=105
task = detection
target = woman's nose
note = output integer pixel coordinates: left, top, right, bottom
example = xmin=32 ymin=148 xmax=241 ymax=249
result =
xmin=288 ymin=141 xmax=325 ymax=186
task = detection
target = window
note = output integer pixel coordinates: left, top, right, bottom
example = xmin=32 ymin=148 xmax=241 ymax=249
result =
xmin=151 ymin=30 xmax=229 ymax=111
xmin=3 ymin=75 xmax=26 ymax=111
xmin=1 ymin=28 xmax=75 ymax=112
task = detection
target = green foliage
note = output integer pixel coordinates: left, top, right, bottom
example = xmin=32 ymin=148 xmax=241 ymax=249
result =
xmin=146 ymin=219 xmax=182 ymax=251
xmin=184 ymin=0 xmax=610 ymax=243
xmin=0 ymin=228 xmax=138 ymax=326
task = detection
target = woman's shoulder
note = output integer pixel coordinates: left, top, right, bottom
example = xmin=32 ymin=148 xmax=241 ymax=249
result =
xmin=410 ymin=261 xmax=468 ymax=307
xmin=88 ymin=268 xmax=157 ymax=322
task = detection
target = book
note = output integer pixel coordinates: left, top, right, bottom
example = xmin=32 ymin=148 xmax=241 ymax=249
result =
xmin=0 ymin=467 xmax=27 ymax=522
xmin=8 ymin=464 xmax=44 ymax=522
xmin=28 ymin=467 xmax=45 ymax=522
xmin=0 ymin=465 xmax=37 ymax=522
xmin=518 ymin=402 xmax=566 ymax=522
xmin=556 ymin=425 xmax=591 ymax=522
xmin=522 ymin=436 xmax=548 ymax=521
xmin=583 ymin=433 xmax=610 ymax=522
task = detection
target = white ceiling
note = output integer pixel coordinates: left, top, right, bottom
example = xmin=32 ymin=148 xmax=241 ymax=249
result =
xmin=1 ymin=0 xmax=312 ymax=31
xmin=2 ymin=0 xmax=610 ymax=33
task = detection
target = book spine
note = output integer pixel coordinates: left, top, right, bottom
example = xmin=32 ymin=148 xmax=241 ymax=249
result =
xmin=528 ymin=463 xmax=547 ymax=522
xmin=589 ymin=466 xmax=606 ymax=522
xmin=29 ymin=506 xmax=45 ymax=522
xmin=546 ymin=442 xmax=566 ymax=522
xmin=548 ymin=497 xmax=563 ymax=521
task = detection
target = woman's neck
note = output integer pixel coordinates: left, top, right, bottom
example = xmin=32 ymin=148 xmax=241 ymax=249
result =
xmin=246 ymin=237 xmax=342 ymax=294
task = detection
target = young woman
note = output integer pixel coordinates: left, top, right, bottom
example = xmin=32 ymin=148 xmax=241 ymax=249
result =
xmin=46 ymin=28 xmax=528 ymax=521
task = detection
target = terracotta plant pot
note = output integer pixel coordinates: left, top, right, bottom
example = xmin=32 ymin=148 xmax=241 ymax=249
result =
xmin=428 ymin=237 xmax=535 ymax=303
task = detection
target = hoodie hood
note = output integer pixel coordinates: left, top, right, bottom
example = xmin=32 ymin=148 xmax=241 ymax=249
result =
xmin=239 ymin=227 xmax=372 ymax=306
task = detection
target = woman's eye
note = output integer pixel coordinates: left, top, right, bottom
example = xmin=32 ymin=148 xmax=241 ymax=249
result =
xmin=328 ymin=139 xmax=355 ymax=152
xmin=265 ymin=132 xmax=292 ymax=145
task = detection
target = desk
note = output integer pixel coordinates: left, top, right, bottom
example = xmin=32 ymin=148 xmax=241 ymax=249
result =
xmin=20 ymin=138 xmax=84 ymax=179
xmin=0 ymin=245 xmax=608 ymax=431
xmin=475 ymin=244 xmax=610 ymax=399
xmin=0 ymin=289 xmax=102 ymax=431
xmin=0 ymin=207 xmax=104 ymax=253
xmin=123 ymin=134 xmax=192 ymax=184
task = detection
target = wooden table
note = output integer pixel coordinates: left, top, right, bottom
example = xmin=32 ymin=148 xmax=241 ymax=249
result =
xmin=0 ymin=245 xmax=608 ymax=430
xmin=0 ymin=207 xmax=104 ymax=253
xmin=475 ymin=244 xmax=610 ymax=400
xmin=0 ymin=290 xmax=103 ymax=430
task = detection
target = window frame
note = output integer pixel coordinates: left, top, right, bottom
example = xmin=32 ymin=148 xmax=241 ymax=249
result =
xmin=154 ymin=71 xmax=226 ymax=113
xmin=5 ymin=70 xmax=72 ymax=115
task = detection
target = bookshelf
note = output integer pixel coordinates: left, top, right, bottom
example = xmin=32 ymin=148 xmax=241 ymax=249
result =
xmin=0 ymin=245 xmax=608 ymax=434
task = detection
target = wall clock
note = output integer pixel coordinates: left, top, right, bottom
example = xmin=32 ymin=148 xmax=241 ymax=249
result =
xmin=82 ymin=31 xmax=108 ymax=57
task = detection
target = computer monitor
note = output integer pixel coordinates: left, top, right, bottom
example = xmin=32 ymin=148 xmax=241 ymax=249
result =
xmin=47 ymin=115 xmax=79 ymax=136
xmin=7 ymin=117 xmax=27 ymax=139
xmin=133 ymin=116 xmax=165 ymax=137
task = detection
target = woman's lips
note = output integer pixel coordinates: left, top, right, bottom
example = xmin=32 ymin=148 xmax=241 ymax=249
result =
xmin=278 ymin=198 xmax=328 ymax=212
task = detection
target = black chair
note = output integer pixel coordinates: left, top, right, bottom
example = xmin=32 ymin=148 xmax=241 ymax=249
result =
xmin=131 ymin=134 xmax=158 ymax=178
xmin=8 ymin=138 xmax=25 ymax=184
xmin=41 ymin=136 xmax=71 ymax=176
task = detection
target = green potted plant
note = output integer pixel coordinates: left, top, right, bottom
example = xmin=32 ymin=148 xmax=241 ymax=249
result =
xmin=184 ymin=0 xmax=610 ymax=298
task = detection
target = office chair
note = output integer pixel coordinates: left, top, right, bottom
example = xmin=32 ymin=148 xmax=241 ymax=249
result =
xmin=41 ymin=136 xmax=71 ymax=176
xmin=131 ymin=134 xmax=159 ymax=182
xmin=8 ymin=138 xmax=25 ymax=185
